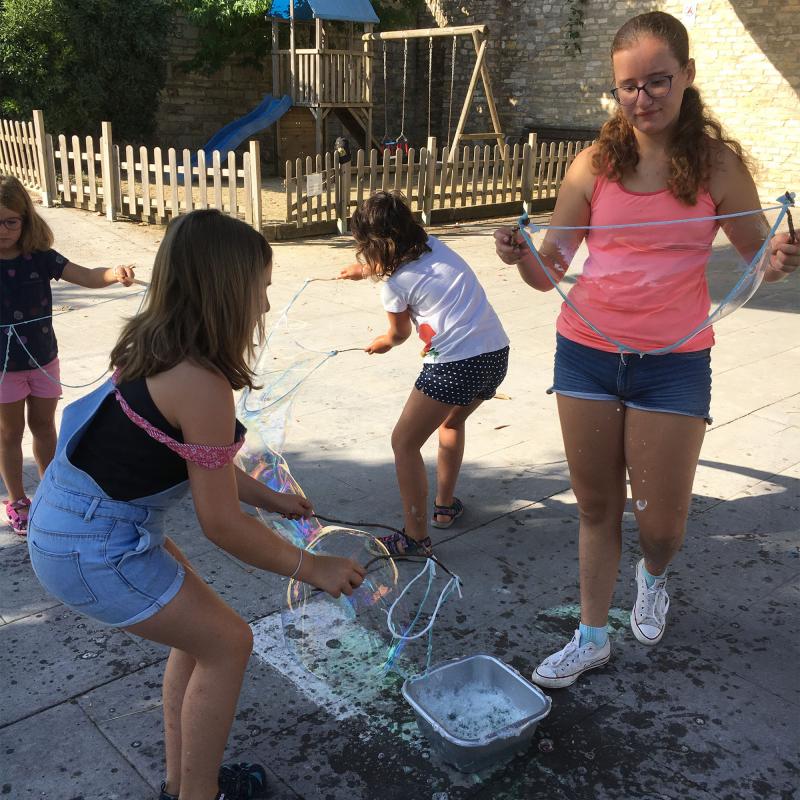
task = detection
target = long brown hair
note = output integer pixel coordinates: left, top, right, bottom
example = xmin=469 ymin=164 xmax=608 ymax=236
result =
xmin=350 ymin=191 xmax=431 ymax=278
xmin=592 ymin=11 xmax=749 ymax=205
xmin=0 ymin=175 xmax=54 ymax=253
xmin=111 ymin=210 xmax=272 ymax=390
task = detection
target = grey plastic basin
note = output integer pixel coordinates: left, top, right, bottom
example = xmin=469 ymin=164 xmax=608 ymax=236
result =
xmin=402 ymin=654 xmax=552 ymax=772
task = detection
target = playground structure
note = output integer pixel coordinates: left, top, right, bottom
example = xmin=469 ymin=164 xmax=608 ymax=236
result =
xmin=267 ymin=1 xmax=505 ymax=165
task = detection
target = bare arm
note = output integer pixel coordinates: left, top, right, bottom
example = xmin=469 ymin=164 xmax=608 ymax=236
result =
xmin=495 ymin=146 xmax=595 ymax=291
xmin=234 ymin=465 xmax=313 ymax=520
xmin=366 ymin=309 xmax=413 ymax=354
xmin=61 ymin=261 xmax=135 ymax=288
xmin=711 ymin=146 xmax=799 ymax=283
xmin=150 ymin=364 xmax=364 ymax=596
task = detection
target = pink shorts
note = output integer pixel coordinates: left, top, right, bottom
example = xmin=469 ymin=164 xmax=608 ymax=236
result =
xmin=0 ymin=358 xmax=62 ymax=403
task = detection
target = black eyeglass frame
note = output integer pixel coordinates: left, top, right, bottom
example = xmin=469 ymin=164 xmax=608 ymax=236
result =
xmin=610 ymin=75 xmax=674 ymax=106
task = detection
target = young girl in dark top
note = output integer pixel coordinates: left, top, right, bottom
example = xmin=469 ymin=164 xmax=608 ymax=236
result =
xmin=27 ymin=209 xmax=365 ymax=800
xmin=0 ymin=174 xmax=135 ymax=534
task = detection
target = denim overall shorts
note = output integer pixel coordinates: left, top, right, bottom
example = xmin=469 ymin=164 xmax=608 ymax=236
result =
xmin=27 ymin=379 xmax=189 ymax=627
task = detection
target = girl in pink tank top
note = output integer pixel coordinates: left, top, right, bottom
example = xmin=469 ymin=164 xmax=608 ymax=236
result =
xmin=495 ymin=11 xmax=798 ymax=690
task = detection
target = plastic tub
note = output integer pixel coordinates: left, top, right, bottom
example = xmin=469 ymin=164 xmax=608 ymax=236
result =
xmin=402 ymin=654 xmax=552 ymax=772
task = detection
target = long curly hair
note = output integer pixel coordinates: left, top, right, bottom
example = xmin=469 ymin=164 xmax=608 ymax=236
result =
xmin=350 ymin=191 xmax=431 ymax=278
xmin=592 ymin=11 xmax=749 ymax=205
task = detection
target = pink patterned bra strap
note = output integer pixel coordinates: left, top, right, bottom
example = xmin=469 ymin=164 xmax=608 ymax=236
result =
xmin=110 ymin=373 xmax=244 ymax=470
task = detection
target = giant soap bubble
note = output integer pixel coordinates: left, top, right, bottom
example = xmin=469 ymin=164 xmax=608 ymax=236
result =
xmin=516 ymin=194 xmax=794 ymax=355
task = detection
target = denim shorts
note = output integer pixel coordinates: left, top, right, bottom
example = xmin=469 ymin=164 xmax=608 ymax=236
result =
xmin=415 ymin=346 xmax=510 ymax=406
xmin=549 ymin=334 xmax=712 ymax=423
xmin=27 ymin=474 xmax=185 ymax=627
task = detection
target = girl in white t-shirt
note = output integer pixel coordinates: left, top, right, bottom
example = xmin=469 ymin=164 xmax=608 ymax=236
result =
xmin=339 ymin=191 xmax=509 ymax=555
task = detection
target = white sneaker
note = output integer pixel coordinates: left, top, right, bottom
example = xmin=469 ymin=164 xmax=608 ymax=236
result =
xmin=630 ymin=558 xmax=670 ymax=646
xmin=531 ymin=629 xmax=611 ymax=689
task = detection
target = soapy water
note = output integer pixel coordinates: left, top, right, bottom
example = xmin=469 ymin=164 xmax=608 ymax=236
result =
xmin=517 ymin=199 xmax=794 ymax=356
xmin=416 ymin=683 xmax=529 ymax=741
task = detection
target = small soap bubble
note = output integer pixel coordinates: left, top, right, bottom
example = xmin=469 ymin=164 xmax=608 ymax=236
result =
xmin=538 ymin=738 xmax=554 ymax=753
xmin=635 ymin=499 xmax=648 ymax=511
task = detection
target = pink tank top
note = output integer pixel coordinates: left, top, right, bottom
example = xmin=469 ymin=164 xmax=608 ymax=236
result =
xmin=556 ymin=175 xmax=719 ymax=353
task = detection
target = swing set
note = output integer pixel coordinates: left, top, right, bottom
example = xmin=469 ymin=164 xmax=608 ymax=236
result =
xmin=363 ymin=24 xmax=504 ymax=160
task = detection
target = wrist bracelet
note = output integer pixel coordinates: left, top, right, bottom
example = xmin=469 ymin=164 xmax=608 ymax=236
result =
xmin=290 ymin=548 xmax=304 ymax=580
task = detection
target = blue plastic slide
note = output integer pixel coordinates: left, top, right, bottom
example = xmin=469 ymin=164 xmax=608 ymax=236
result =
xmin=200 ymin=93 xmax=292 ymax=160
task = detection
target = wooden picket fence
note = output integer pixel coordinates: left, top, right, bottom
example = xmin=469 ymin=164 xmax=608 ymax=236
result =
xmin=285 ymin=134 xmax=591 ymax=230
xmin=0 ymin=111 xmax=262 ymax=229
xmin=1 ymin=111 xmax=588 ymax=238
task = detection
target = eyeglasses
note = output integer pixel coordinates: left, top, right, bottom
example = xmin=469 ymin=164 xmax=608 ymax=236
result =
xmin=0 ymin=217 xmax=23 ymax=231
xmin=611 ymin=75 xmax=674 ymax=106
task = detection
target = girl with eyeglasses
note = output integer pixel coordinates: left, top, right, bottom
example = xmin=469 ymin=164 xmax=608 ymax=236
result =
xmin=494 ymin=11 xmax=798 ymax=689
xmin=0 ymin=175 xmax=135 ymax=535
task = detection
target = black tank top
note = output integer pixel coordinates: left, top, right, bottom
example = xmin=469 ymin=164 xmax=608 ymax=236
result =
xmin=70 ymin=378 xmax=244 ymax=501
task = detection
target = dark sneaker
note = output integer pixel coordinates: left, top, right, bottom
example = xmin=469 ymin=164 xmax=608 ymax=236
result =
xmin=217 ymin=762 xmax=272 ymax=799
xmin=159 ymin=783 xmax=178 ymax=800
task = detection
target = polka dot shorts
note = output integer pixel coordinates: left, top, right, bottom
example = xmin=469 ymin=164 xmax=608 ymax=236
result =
xmin=415 ymin=346 xmax=510 ymax=406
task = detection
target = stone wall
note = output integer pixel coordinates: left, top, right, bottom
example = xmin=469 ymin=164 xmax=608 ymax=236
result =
xmin=427 ymin=0 xmax=800 ymax=199
xmin=153 ymin=4 xmax=799 ymax=197
xmin=154 ymin=14 xmax=276 ymax=162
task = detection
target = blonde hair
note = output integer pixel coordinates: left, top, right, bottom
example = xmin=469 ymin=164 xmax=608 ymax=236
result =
xmin=111 ymin=210 xmax=272 ymax=390
xmin=0 ymin=175 xmax=54 ymax=253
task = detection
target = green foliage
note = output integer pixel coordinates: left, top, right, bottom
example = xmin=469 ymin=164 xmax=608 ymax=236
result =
xmin=564 ymin=0 xmax=588 ymax=58
xmin=179 ymin=0 xmax=427 ymax=75
xmin=0 ymin=0 xmax=173 ymax=139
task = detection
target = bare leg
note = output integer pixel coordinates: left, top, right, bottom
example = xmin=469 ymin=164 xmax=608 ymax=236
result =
xmin=556 ymin=396 xmax=627 ymax=627
xmin=125 ymin=568 xmax=253 ymax=800
xmin=434 ymin=398 xmax=483 ymax=517
xmin=160 ymin=539 xmax=198 ymax=797
xmin=391 ymin=388 xmax=455 ymax=541
xmin=625 ymin=409 xmax=705 ymax=575
xmin=25 ymin=396 xmax=59 ymax=477
xmin=0 ymin=399 xmax=26 ymax=500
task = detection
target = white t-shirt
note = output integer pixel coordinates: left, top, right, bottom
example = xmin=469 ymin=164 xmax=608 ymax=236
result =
xmin=380 ymin=235 xmax=509 ymax=363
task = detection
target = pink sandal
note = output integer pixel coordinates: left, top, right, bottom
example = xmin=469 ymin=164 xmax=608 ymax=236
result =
xmin=5 ymin=497 xmax=31 ymax=536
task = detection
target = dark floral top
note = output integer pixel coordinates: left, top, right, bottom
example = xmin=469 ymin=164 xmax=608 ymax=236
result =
xmin=0 ymin=249 xmax=67 ymax=371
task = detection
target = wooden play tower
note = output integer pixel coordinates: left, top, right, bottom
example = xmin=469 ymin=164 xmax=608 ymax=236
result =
xmin=269 ymin=1 xmax=504 ymax=162
xmin=269 ymin=0 xmax=378 ymax=163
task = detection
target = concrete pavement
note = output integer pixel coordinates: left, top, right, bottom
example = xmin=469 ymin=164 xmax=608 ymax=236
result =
xmin=1 ymin=202 xmax=798 ymax=800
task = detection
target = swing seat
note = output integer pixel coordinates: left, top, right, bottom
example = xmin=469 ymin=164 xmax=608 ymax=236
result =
xmin=381 ymin=136 xmax=398 ymax=155
xmin=395 ymin=134 xmax=410 ymax=154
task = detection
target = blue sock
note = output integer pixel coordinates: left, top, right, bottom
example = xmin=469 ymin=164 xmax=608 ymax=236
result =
xmin=579 ymin=622 xmax=608 ymax=647
xmin=643 ymin=564 xmax=667 ymax=588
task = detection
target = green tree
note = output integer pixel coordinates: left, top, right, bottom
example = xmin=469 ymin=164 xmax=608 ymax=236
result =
xmin=179 ymin=0 xmax=427 ymax=75
xmin=0 ymin=0 xmax=173 ymax=139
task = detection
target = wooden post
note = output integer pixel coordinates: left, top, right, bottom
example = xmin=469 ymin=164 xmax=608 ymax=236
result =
xmin=99 ymin=121 xmax=118 ymax=221
xmin=422 ymin=136 xmax=436 ymax=225
xmin=315 ymin=18 xmax=323 ymax=106
xmin=449 ymin=39 xmax=487 ymax=155
xmin=32 ymin=110 xmax=55 ymax=206
xmin=522 ymin=132 xmax=536 ymax=214
xmin=271 ymin=21 xmax=280 ymax=97
xmin=337 ymin=152 xmax=352 ymax=234
xmin=289 ymin=0 xmax=296 ymax=102
xmin=364 ymin=23 xmax=373 ymax=147
xmin=471 ymin=29 xmax=505 ymax=151
xmin=249 ymin=140 xmax=262 ymax=231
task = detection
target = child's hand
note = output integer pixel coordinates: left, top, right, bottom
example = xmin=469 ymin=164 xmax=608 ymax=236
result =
xmin=113 ymin=265 xmax=136 ymax=286
xmin=271 ymin=492 xmax=313 ymax=520
xmin=307 ymin=554 xmax=366 ymax=598
xmin=494 ymin=227 xmax=524 ymax=265
xmin=768 ymin=232 xmax=799 ymax=279
xmin=339 ymin=263 xmax=366 ymax=280
xmin=365 ymin=335 xmax=392 ymax=354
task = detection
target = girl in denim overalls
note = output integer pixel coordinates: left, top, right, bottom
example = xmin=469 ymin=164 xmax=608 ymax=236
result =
xmin=27 ymin=210 xmax=366 ymax=800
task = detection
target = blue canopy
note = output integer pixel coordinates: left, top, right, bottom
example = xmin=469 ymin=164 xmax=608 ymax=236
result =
xmin=268 ymin=0 xmax=379 ymax=24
